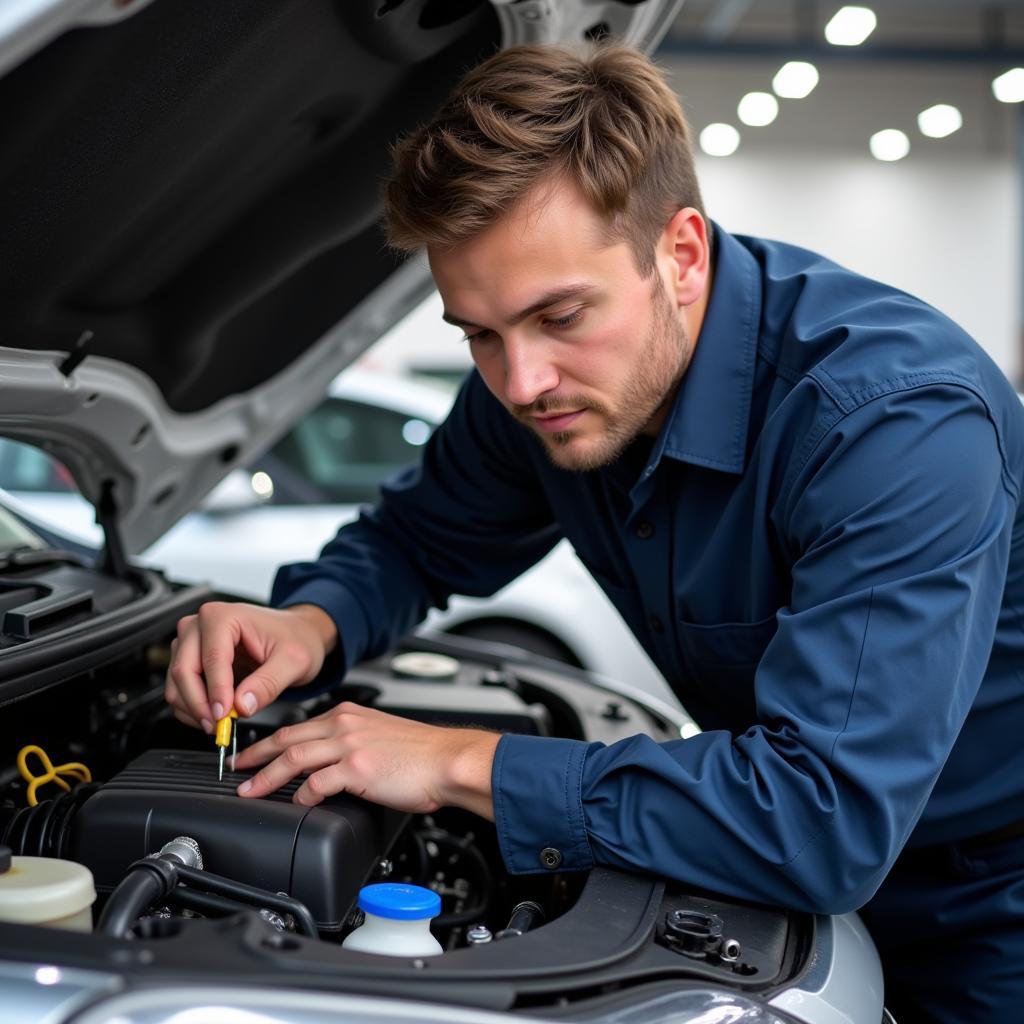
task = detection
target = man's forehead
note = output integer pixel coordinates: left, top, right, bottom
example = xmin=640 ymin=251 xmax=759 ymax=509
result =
xmin=429 ymin=178 xmax=618 ymax=274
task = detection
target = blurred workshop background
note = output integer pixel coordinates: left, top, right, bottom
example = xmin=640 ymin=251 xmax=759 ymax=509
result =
xmin=366 ymin=0 xmax=1024 ymax=387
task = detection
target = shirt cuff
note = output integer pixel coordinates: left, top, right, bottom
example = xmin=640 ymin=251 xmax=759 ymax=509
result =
xmin=492 ymin=733 xmax=596 ymax=874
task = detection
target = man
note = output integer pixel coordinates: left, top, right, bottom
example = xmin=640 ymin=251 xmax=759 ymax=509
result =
xmin=165 ymin=45 xmax=1024 ymax=1020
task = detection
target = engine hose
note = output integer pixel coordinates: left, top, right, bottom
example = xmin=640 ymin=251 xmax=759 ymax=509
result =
xmin=1 ymin=785 xmax=98 ymax=858
xmin=495 ymin=900 xmax=546 ymax=940
xmin=175 ymin=863 xmax=318 ymax=938
xmin=168 ymin=886 xmax=252 ymax=919
xmin=98 ymin=856 xmax=180 ymax=938
xmin=414 ymin=828 xmax=493 ymax=928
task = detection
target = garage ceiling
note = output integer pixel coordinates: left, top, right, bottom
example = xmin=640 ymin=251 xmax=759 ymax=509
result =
xmin=656 ymin=1 xmax=1024 ymax=157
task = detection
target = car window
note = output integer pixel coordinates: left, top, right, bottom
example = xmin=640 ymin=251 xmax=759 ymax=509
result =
xmin=0 ymin=438 xmax=97 ymax=543
xmin=0 ymin=439 xmax=77 ymax=493
xmin=265 ymin=397 xmax=434 ymax=505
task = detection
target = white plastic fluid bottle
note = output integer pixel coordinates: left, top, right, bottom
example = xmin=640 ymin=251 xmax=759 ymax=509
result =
xmin=0 ymin=851 xmax=96 ymax=932
xmin=342 ymin=883 xmax=443 ymax=957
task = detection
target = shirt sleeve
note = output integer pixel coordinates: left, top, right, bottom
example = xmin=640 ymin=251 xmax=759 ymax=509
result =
xmin=270 ymin=372 xmax=561 ymax=673
xmin=493 ymin=383 xmax=1018 ymax=914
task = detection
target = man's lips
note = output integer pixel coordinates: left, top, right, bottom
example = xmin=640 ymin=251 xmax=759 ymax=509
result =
xmin=531 ymin=410 xmax=585 ymax=433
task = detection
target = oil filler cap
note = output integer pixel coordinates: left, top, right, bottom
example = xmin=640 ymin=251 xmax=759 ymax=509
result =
xmin=389 ymin=652 xmax=460 ymax=680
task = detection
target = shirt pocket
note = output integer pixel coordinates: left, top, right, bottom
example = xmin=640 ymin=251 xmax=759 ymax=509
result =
xmin=676 ymin=615 xmax=778 ymax=726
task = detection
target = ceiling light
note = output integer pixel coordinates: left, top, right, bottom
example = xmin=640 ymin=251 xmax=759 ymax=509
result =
xmin=992 ymin=68 xmax=1024 ymax=104
xmin=825 ymin=6 xmax=877 ymax=46
xmin=772 ymin=61 xmax=819 ymax=99
xmin=737 ymin=92 xmax=779 ymax=127
xmin=917 ymin=104 xmax=962 ymax=139
xmin=699 ymin=123 xmax=741 ymax=157
xmin=869 ymin=129 xmax=910 ymax=162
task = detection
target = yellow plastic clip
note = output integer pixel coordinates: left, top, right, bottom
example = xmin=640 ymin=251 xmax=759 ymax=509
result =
xmin=16 ymin=745 xmax=92 ymax=807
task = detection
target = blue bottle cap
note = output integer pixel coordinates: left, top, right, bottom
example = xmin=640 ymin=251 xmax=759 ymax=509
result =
xmin=357 ymin=883 xmax=441 ymax=921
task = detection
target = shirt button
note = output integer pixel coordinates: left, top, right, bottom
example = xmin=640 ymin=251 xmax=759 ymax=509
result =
xmin=539 ymin=847 xmax=563 ymax=870
xmin=636 ymin=521 xmax=654 ymax=540
xmin=650 ymin=615 xmax=665 ymax=635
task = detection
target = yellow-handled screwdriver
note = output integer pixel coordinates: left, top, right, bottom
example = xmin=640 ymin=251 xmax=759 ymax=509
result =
xmin=215 ymin=709 xmax=238 ymax=781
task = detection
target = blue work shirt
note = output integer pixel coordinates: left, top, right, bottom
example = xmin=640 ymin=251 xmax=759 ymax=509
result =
xmin=272 ymin=226 xmax=1024 ymax=914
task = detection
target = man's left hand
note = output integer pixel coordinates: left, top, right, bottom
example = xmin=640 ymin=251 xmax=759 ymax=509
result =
xmin=233 ymin=702 xmax=500 ymax=820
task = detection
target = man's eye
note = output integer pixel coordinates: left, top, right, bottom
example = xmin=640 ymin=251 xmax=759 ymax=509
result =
xmin=545 ymin=309 xmax=584 ymax=330
xmin=463 ymin=329 xmax=494 ymax=344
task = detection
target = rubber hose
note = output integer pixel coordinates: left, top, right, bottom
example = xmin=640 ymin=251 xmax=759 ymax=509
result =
xmin=97 ymin=857 xmax=178 ymax=938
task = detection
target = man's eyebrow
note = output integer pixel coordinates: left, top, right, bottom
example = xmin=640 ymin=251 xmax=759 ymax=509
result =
xmin=442 ymin=283 xmax=596 ymax=329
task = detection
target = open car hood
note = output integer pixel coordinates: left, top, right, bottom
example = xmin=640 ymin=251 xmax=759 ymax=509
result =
xmin=0 ymin=0 xmax=682 ymax=555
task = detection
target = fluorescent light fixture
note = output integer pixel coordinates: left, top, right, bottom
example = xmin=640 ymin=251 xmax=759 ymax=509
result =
xmin=737 ymin=91 xmax=779 ymax=127
xmin=992 ymin=68 xmax=1024 ymax=104
xmin=699 ymin=123 xmax=741 ymax=157
xmin=825 ymin=6 xmax=877 ymax=46
xmin=772 ymin=61 xmax=819 ymax=99
xmin=869 ymin=129 xmax=910 ymax=162
xmin=917 ymin=104 xmax=962 ymax=139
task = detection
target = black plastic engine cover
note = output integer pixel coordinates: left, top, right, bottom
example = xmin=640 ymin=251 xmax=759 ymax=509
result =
xmin=69 ymin=749 xmax=408 ymax=931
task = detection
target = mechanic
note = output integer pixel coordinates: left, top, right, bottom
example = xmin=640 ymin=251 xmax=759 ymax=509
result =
xmin=165 ymin=45 xmax=1024 ymax=1021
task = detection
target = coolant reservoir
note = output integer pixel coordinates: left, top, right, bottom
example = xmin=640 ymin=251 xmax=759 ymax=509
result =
xmin=0 ymin=848 xmax=96 ymax=932
xmin=342 ymin=883 xmax=443 ymax=957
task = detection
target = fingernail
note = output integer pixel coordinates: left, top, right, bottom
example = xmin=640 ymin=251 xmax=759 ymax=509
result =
xmin=240 ymin=693 xmax=257 ymax=716
xmin=212 ymin=702 xmax=224 ymax=721
xmin=201 ymin=718 xmax=213 ymax=734
xmin=238 ymin=780 xmax=252 ymax=796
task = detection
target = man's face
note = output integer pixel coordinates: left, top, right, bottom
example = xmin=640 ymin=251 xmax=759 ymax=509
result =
xmin=429 ymin=180 xmax=694 ymax=471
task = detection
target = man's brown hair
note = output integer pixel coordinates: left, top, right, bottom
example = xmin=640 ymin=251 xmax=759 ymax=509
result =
xmin=383 ymin=44 xmax=708 ymax=275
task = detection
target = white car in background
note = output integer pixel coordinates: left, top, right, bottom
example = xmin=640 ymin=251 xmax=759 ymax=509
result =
xmin=0 ymin=368 xmax=677 ymax=706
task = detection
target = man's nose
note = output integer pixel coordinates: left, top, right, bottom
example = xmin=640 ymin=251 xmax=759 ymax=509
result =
xmin=503 ymin=337 xmax=559 ymax=408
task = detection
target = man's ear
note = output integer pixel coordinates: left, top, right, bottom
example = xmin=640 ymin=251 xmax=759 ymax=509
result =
xmin=658 ymin=208 xmax=710 ymax=308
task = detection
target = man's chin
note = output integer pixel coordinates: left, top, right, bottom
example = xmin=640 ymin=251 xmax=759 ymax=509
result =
xmin=538 ymin=428 xmax=626 ymax=472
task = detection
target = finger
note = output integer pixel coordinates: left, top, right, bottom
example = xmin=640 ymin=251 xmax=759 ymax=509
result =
xmin=164 ymin=686 xmax=210 ymax=732
xmin=234 ymin=644 xmax=312 ymax=718
xmin=232 ymin=719 xmax=333 ymax=772
xmin=237 ymin=738 xmax=343 ymax=799
xmin=197 ymin=604 xmax=241 ymax=722
xmin=167 ymin=615 xmax=214 ymax=732
xmin=172 ymin=707 xmax=204 ymax=730
xmin=295 ymin=764 xmax=362 ymax=807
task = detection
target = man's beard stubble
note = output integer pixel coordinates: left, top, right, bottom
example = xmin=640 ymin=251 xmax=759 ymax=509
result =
xmin=521 ymin=278 xmax=691 ymax=472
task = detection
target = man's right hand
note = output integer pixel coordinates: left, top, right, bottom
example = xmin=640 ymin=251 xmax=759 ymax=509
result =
xmin=164 ymin=602 xmax=338 ymax=733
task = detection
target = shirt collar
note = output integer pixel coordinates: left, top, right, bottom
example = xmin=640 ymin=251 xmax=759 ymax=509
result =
xmin=646 ymin=224 xmax=761 ymax=477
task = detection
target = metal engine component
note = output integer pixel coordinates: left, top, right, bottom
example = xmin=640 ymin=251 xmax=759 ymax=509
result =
xmin=157 ymin=836 xmax=203 ymax=870
xmin=65 ymin=749 xmax=408 ymax=933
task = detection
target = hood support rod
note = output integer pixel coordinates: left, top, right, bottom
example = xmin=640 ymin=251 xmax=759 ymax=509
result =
xmin=96 ymin=479 xmax=128 ymax=580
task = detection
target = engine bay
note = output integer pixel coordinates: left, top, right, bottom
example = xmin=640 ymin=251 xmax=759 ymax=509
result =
xmin=0 ymin=573 xmax=813 ymax=1015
